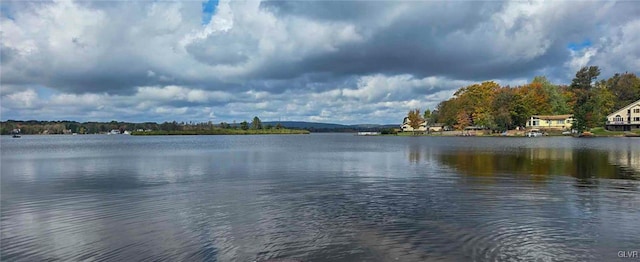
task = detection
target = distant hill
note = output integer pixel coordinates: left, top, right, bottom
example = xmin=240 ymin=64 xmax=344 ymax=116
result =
xmin=262 ymin=121 xmax=348 ymax=129
xmin=262 ymin=121 xmax=397 ymax=132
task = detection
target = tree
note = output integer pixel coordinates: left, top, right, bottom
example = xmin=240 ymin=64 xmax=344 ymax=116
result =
xmin=517 ymin=82 xmax=551 ymax=115
xmin=434 ymin=99 xmax=460 ymax=127
xmin=602 ymin=73 xmax=640 ymax=110
xmin=251 ymin=116 xmax=262 ymax=130
xmin=453 ymin=81 xmax=500 ymax=128
xmin=571 ymin=66 xmax=601 ymax=132
xmin=423 ymin=109 xmax=432 ymax=125
xmin=240 ymin=121 xmax=249 ymax=130
xmin=67 ymin=122 xmax=79 ymax=133
xmin=275 ymin=123 xmax=283 ymax=129
xmin=571 ymin=66 xmax=600 ymax=90
xmin=533 ymin=76 xmax=570 ymax=114
xmin=406 ymin=109 xmax=424 ymax=134
xmin=492 ymin=87 xmax=529 ymax=131
xmin=455 ymin=111 xmax=471 ymax=130
xmin=590 ymin=83 xmax=616 ymax=127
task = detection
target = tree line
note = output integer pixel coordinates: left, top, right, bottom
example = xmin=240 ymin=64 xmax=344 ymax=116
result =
xmin=0 ymin=116 xmax=287 ymax=135
xmin=409 ymin=66 xmax=640 ymax=132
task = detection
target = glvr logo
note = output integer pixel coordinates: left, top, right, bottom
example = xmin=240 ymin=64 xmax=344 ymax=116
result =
xmin=618 ymin=251 xmax=639 ymax=258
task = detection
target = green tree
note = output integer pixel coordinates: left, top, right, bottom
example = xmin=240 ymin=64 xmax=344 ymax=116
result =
xmin=251 ymin=116 xmax=262 ymax=130
xmin=492 ymin=87 xmax=529 ymax=131
xmin=423 ymin=109 xmax=432 ymax=125
xmin=602 ymin=73 xmax=640 ymax=110
xmin=240 ymin=121 xmax=249 ymax=130
xmin=571 ymin=66 xmax=601 ymax=90
xmin=571 ymin=66 xmax=601 ymax=132
xmin=434 ymin=99 xmax=460 ymax=127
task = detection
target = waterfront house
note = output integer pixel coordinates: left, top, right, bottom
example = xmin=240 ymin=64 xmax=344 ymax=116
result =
xmin=429 ymin=123 xmax=445 ymax=132
xmin=401 ymin=117 xmax=427 ymax=132
xmin=526 ymin=115 xmax=574 ymax=130
xmin=606 ymin=99 xmax=640 ymax=131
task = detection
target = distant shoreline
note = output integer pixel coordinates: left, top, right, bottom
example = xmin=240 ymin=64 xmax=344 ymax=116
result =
xmin=130 ymin=129 xmax=310 ymax=135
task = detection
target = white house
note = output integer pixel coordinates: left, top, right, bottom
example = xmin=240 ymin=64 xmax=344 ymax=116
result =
xmin=606 ymin=99 xmax=640 ymax=131
xmin=428 ymin=123 xmax=445 ymax=132
xmin=401 ymin=117 xmax=427 ymax=132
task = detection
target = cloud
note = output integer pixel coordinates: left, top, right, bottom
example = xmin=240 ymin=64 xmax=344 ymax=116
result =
xmin=2 ymin=89 xmax=39 ymax=109
xmin=1 ymin=0 xmax=639 ymax=124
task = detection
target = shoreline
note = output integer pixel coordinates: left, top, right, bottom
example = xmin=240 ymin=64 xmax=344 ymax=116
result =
xmin=130 ymin=129 xmax=310 ymax=136
xmin=384 ymin=129 xmax=640 ymax=138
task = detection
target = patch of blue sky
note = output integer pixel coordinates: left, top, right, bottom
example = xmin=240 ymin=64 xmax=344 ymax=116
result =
xmin=1 ymin=2 xmax=15 ymax=20
xmin=567 ymin=39 xmax=592 ymax=51
xmin=202 ymin=0 xmax=218 ymax=26
xmin=35 ymin=86 xmax=56 ymax=100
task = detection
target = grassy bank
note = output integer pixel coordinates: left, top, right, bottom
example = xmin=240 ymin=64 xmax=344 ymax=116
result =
xmin=589 ymin=127 xmax=624 ymax=136
xmin=589 ymin=127 xmax=640 ymax=137
xmin=131 ymin=128 xmax=310 ymax=135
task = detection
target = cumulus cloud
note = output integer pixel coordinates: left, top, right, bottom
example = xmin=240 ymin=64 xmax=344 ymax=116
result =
xmin=1 ymin=0 xmax=639 ymax=124
xmin=2 ymin=89 xmax=39 ymax=109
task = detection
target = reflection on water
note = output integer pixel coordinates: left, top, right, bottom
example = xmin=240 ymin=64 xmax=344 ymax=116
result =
xmin=435 ymin=147 xmax=640 ymax=180
xmin=1 ymin=135 xmax=639 ymax=261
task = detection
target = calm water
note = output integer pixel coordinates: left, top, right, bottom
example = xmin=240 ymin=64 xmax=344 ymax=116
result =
xmin=2 ymin=134 xmax=639 ymax=261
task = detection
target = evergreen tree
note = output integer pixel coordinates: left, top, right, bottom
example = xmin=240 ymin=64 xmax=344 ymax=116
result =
xmin=570 ymin=66 xmax=600 ymax=132
xmin=251 ymin=116 xmax=262 ymax=129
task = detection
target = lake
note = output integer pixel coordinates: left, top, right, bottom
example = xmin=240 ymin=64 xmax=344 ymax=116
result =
xmin=1 ymin=134 xmax=639 ymax=261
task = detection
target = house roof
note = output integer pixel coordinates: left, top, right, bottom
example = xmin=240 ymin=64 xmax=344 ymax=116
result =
xmin=607 ymin=98 xmax=640 ymax=118
xmin=402 ymin=117 xmax=425 ymax=124
xmin=531 ymin=114 xmax=573 ymax=120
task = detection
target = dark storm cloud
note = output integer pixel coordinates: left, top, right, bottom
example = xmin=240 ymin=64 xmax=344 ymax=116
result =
xmin=3 ymin=0 xmax=635 ymax=92
xmin=245 ymin=73 xmax=359 ymax=95
xmin=252 ymin=1 xmax=592 ymax=82
xmin=260 ymin=1 xmax=394 ymax=22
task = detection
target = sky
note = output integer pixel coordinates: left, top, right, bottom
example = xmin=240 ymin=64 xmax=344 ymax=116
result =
xmin=1 ymin=0 xmax=639 ymax=124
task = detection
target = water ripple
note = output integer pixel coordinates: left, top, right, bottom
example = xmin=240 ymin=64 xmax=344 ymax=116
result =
xmin=2 ymin=135 xmax=640 ymax=261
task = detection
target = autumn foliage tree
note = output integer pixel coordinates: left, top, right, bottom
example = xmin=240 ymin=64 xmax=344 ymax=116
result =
xmin=445 ymin=81 xmax=500 ymax=130
xmin=429 ymin=66 xmax=637 ymax=133
xmin=517 ymin=82 xmax=550 ymax=115
xmin=406 ymin=109 xmax=424 ymax=134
